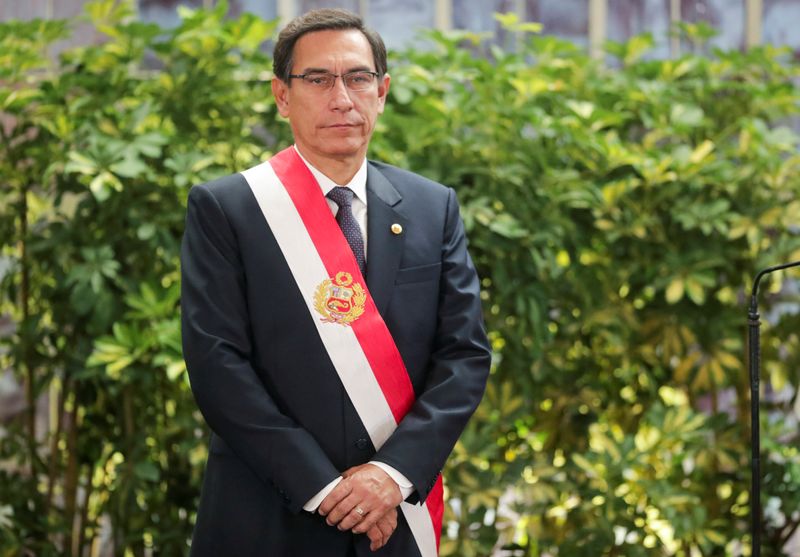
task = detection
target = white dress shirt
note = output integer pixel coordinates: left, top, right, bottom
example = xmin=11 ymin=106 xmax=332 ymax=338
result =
xmin=294 ymin=147 xmax=414 ymax=512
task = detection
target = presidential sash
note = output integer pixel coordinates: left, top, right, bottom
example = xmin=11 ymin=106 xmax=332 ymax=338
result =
xmin=241 ymin=147 xmax=444 ymax=557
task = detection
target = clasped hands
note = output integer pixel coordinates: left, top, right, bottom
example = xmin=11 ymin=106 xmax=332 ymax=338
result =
xmin=318 ymin=463 xmax=403 ymax=551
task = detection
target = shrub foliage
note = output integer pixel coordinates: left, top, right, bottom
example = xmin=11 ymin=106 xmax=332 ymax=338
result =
xmin=1 ymin=2 xmax=799 ymax=555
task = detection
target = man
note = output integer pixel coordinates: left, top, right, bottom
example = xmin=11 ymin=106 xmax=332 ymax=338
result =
xmin=180 ymin=8 xmax=490 ymax=557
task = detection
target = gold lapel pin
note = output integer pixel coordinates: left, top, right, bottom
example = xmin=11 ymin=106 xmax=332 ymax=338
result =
xmin=391 ymin=223 xmax=403 ymax=235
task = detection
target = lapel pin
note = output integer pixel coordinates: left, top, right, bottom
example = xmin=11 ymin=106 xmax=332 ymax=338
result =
xmin=391 ymin=223 xmax=403 ymax=235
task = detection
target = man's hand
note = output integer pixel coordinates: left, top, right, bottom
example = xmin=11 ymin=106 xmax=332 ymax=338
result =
xmin=318 ymin=463 xmax=403 ymax=534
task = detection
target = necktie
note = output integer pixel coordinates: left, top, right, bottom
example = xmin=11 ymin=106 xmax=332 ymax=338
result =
xmin=327 ymin=186 xmax=366 ymax=276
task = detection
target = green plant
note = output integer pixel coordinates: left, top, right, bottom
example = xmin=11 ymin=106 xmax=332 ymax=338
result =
xmin=1 ymin=4 xmax=799 ymax=556
xmin=1 ymin=2 xmax=279 ymax=554
xmin=375 ymin=18 xmax=800 ymax=556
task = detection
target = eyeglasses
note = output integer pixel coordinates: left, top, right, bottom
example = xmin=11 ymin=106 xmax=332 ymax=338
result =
xmin=288 ymin=70 xmax=380 ymax=92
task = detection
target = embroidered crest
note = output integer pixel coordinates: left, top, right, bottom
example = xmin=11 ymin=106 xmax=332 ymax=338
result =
xmin=314 ymin=271 xmax=366 ymax=326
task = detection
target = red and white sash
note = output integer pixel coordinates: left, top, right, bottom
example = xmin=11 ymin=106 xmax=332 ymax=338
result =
xmin=241 ymin=147 xmax=444 ymax=556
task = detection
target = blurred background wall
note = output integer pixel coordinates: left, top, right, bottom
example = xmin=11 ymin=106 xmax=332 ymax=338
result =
xmin=1 ymin=0 xmax=799 ymax=57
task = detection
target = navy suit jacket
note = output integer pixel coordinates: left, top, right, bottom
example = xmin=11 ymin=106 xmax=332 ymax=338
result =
xmin=180 ymin=159 xmax=491 ymax=557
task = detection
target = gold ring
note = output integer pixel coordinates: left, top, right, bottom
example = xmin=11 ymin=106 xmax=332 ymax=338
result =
xmin=355 ymin=507 xmax=365 ymax=516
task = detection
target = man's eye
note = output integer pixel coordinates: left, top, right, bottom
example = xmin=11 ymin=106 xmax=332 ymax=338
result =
xmin=307 ymin=75 xmax=330 ymax=85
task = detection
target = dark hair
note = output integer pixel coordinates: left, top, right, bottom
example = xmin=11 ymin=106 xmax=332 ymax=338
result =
xmin=272 ymin=8 xmax=387 ymax=84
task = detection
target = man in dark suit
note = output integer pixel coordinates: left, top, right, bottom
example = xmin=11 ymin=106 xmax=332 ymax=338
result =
xmin=180 ymin=8 xmax=491 ymax=557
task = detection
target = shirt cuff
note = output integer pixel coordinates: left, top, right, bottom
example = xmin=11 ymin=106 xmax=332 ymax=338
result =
xmin=370 ymin=461 xmax=414 ymax=499
xmin=303 ymin=476 xmax=342 ymax=513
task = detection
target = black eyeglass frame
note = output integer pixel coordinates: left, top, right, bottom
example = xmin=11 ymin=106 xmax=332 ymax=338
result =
xmin=287 ymin=70 xmax=381 ymax=90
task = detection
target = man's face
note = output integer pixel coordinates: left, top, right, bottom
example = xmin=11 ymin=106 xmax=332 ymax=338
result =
xmin=272 ymin=29 xmax=391 ymax=166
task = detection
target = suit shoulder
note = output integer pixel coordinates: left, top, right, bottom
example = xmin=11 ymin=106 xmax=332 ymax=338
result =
xmin=188 ymin=172 xmax=250 ymax=203
xmin=368 ymin=160 xmax=451 ymax=197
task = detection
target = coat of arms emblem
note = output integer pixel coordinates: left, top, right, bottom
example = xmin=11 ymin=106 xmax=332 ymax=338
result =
xmin=314 ymin=271 xmax=367 ymax=326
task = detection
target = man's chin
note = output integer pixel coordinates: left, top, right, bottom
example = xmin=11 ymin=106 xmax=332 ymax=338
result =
xmin=317 ymin=142 xmax=367 ymax=159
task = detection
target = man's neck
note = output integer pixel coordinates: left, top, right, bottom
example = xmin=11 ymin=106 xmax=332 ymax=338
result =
xmin=294 ymin=146 xmax=365 ymax=186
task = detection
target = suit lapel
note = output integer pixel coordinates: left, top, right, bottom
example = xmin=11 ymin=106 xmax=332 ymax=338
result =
xmin=366 ymin=163 xmax=406 ymax=316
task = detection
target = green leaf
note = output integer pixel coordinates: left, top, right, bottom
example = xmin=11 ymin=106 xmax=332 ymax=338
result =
xmin=566 ymin=100 xmax=595 ymax=120
xmin=134 ymin=461 xmax=160 ymax=482
xmin=137 ymin=223 xmax=156 ymax=240
xmin=684 ymin=276 xmax=706 ymax=305
xmin=670 ymin=104 xmax=704 ymax=128
xmin=166 ymin=360 xmax=186 ymax=381
xmin=70 ymin=282 xmax=96 ymax=315
xmin=111 ymin=154 xmax=147 ymax=178
xmin=666 ymin=278 xmax=684 ymax=304
xmin=488 ymin=214 xmax=527 ymax=239
xmin=689 ymin=139 xmax=715 ymax=164
xmin=88 ymin=172 xmax=123 ymax=201
xmin=2 ymin=88 xmax=42 ymax=110
xmin=132 ymin=132 xmax=168 ymax=158
xmin=65 ymin=152 xmax=99 ymax=175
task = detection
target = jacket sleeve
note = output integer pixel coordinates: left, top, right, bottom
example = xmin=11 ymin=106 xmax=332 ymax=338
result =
xmin=372 ymin=187 xmax=492 ymax=503
xmin=180 ymin=183 xmax=339 ymax=513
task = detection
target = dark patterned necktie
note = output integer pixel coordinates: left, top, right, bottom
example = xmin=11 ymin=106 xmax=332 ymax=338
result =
xmin=327 ymin=186 xmax=366 ymax=276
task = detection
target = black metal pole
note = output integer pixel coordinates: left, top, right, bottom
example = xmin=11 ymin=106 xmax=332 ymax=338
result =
xmin=748 ymin=260 xmax=800 ymax=557
xmin=747 ymin=294 xmax=761 ymax=557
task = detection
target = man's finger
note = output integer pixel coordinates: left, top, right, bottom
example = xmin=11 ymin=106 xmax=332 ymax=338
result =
xmin=325 ymin=491 xmax=362 ymax=527
xmin=366 ymin=521 xmax=391 ymax=549
xmin=318 ymin=481 xmax=352 ymax=518
xmin=366 ymin=508 xmax=397 ymax=550
xmin=368 ymin=528 xmax=385 ymax=551
xmin=352 ymin=510 xmax=381 ymax=535
xmin=376 ymin=513 xmax=395 ymax=538
xmin=367 ymin=522 xmax=390 ymax=551
xmin=336 ymin=502 xmax=369 ymax=531
xmin=366 ymin=523 xmax=385 ymax=547
xmin=354 ymin=503 xmax=396 ymax=535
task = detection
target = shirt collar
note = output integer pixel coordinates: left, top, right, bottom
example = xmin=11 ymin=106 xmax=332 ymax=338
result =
xmin=293 ymin=145 xmax=368 ymax=205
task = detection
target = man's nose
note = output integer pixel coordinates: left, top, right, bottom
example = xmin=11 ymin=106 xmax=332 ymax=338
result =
xmin=328 ymin=77 xmax=354 ymax=110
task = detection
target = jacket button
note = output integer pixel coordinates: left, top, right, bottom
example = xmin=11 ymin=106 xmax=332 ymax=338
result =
xmin=355 ymin=438 xmax=370 ymax=450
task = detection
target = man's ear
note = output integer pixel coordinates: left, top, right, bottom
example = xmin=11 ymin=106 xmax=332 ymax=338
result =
xmin=376 ymin=73 xmax=391 ymax=114
xmin=272 ymin=77 xmax=291 ymax=118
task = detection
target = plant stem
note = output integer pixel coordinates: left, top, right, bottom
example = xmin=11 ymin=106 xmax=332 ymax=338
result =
xmin=77 ymin=464 xmax=94 ymax=557
xmin=45 ymin=375 xmax=67 ymax=515
xmin=2 ymin=122 xmax=38 ymax=471
xmin=19 ymin=182 xmax=38 ymax=473
xmin=64 ymin=397 xmax=79 ymax=556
